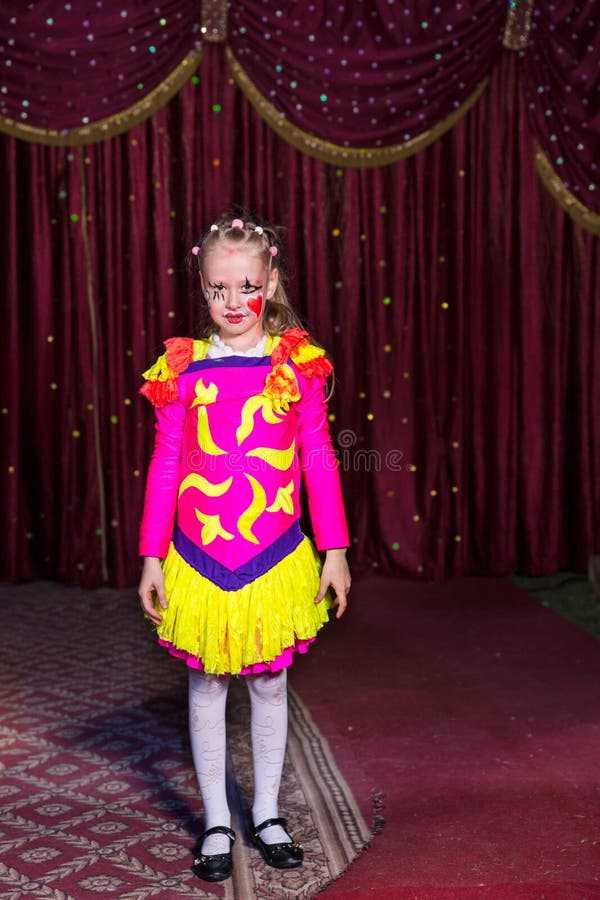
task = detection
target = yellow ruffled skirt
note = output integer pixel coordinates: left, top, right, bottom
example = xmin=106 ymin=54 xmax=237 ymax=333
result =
xmin=156 ymin=535 xmax=331 ymax=675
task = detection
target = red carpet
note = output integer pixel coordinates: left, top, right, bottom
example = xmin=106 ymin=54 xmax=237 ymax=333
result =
xmin=2 ymin=576 xmax=600 ymax=898
xmin=290 ymin=576 xmax=600 ymax=899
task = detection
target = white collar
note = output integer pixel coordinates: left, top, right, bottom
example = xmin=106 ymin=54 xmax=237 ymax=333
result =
xmin=207 ymin=332 xmax=267 ymax=359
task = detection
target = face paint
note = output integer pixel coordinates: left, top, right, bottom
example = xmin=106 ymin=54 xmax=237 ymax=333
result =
xmin=209 ymin=283 xmax=225 ymax=303
xmin=202 ymin=245 xmax=271 ymax=350
xmin=247 ymin=294 xmax=263 ymax=318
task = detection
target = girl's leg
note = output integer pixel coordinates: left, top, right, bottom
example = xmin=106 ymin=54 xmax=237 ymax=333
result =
xmin=188 ymin=670 xmax=231 ymax=854
xmin=246 ymin=668 xmax=291 ymax=844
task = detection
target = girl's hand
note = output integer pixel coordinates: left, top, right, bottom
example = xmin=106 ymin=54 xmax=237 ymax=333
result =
xmin=138 ymin=557 xmax=168 ymax=625
xmin=315 ymin=548 xmax=351 ymax=619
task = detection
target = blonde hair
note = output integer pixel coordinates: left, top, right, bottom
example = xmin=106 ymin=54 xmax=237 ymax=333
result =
xmin=190 ymin=212 xmax=305 ymax=339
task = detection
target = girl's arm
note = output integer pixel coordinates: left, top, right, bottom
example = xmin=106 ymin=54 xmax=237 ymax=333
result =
xmin=296 ymin=374 xmax=351 ymax=616
xmin=295 ymin=375 xmax=349 ymax=548
xmin=139 ymin=401 xmax=187 ymax=558
xmin=139 ymin=556 xmax=167 ymax=624
xmin=315 ymin=548 xmax=351 ymax=618
xmin=138 ymin=400 xmax=186 ymax=619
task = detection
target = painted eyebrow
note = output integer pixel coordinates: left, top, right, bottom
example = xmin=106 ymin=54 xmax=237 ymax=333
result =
xmin=207 ymin=279 xmax=262 ymax=288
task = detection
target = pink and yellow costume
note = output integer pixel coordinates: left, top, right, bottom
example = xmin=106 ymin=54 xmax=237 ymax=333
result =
xmin=139 ymin=328 xmax=349 ymax=676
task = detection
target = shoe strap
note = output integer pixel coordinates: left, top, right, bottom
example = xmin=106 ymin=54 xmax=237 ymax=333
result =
xmin=202 ymin=825 xmax=236 ymax=843
xmin=253 ymin=817 xmax=288 ymax=835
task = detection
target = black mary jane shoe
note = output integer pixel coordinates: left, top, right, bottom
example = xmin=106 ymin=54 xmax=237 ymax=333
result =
xmin=249 ymin=816 xmax=304 ymax=869
xmin=192 ymin=825 xmax=236 ymax=882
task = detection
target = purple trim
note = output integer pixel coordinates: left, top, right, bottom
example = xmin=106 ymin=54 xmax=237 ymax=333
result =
xmin=172 ymin=520 xmax=304 ymax=590
xmin=184 ymin=356 xmax=272 ymax=373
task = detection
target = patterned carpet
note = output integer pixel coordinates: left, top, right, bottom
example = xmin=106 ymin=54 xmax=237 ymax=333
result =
xmin=0 ymin=582 xmax=371 ymax=899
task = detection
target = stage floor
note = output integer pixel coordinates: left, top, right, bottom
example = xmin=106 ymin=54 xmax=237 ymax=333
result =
xmin=1 ymin=575 xmax=599 ymax=899
xmin=291 ymin=574 xmax=600 ymax=899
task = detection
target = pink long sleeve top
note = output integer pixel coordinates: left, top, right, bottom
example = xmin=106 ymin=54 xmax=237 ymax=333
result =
xmin=139 ymin=330 xmax=349 ymax=593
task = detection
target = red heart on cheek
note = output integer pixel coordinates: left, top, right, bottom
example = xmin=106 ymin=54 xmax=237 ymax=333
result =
xmin=247 ymin=295 xmax=263 ymax=317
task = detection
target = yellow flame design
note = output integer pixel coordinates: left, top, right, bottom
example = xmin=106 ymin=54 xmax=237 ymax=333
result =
xmin=196 ymin=406 xmax=227 ymax=456
xmin=237 ymin=474 xmax=267 ymax=544
xmin=236 ymin=394 xmax=285 ymax=445
xmin=246 ymin=438 xmax=295 ymax=471
xmin=178 ymin=474 xmax=233 ymax=499
xmin=194 ymin=509 xmax=235 ymax=546
xmin=266 ymin=480 xmax=295 ymax=515
xmin=191 ymin=378 xmax=219 ymax=406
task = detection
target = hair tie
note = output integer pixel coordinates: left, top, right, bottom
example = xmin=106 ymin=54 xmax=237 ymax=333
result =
xmin=231 ymin=218 xmax=244 ymax=229
xmin=254 ymin=226 xmax=263 ymax=235
xmin=269 ymin=246 xmax=278 ymax=256
xmin=210 ymin=224 xmax=219 ymax=232
xmin=191 ymin=245 xmax=200 ymax=256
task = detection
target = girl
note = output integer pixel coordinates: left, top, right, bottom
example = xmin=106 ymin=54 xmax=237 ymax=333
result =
xmin=138 ymin=213 xmax=350 ymax=883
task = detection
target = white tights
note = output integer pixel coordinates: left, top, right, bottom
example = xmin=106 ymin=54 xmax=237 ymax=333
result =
xmin=188 ymin=668 xmax=290 ymax=855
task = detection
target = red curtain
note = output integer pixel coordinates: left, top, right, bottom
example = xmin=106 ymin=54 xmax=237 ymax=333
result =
xmin=1 ymin=2 xmax=597 ymax=218
xmin=523 ymin=3 xmax=600 ymax=214
xmin=1 ymin=45 xmax=598 ymax=587
xmin=227 ymin=0 xmax=505 ymax=148
xmin=0 ymin=1 xmax=201 ymax=132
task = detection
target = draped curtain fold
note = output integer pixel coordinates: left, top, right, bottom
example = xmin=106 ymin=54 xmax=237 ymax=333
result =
xmin=524 ymin=3 xmax=600 ymax=230
xmin=0 ymin=2 xmax=597 ymax=226
xmin=0 ymin=1 xmax=202 ymax=141
xmin=1 ymin=44 xmax=598 ymax=587
xmin=226 ymin=1 xmax=505 ymax=154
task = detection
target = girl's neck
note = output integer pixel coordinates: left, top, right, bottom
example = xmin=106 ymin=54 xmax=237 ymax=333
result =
xmin=214 ymin=328 xmax=266 ymax=352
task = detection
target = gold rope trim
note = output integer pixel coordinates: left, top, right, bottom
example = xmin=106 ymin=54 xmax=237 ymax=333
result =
xmin=535 ymin=145 xmax=600 ymax=236
xmin=77 ymin=149 xmax=109 ymax=581
xmin=226 ymin=46 xmax=488 ymax=168
xmin=0 ymin=47 xmax=203 ymax=147
xmin=503 ymin=0 xmax=535 ymax=50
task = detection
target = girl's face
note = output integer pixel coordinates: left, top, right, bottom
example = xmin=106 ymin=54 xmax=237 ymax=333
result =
xmin=201 ymin=243 xmax=278 ymax=350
